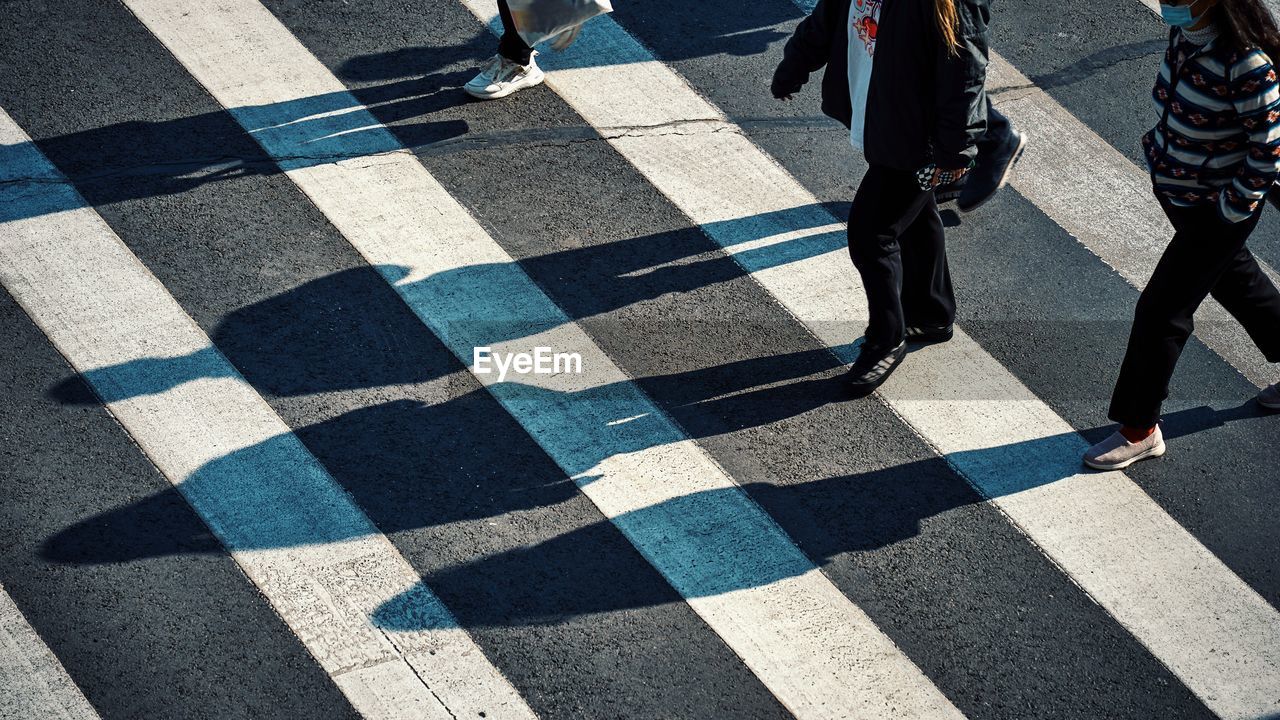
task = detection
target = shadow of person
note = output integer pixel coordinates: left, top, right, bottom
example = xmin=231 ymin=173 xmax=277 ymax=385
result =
xmin=41 ymin=367 xmax=962 ymax=633
xmin=50 ymin=353 xmax=1269 ymax=564
xmin=43 ymin=337 xmax=852 ymax=568
xmin=44 ymin=309 xmax=1277 ymax=627
xmin=49 ymin=201 xmax=849 ymax=405
xmin=1 ymin=73 xmax=470 ymax=225
xmin=368 ymin=389 xmax=1280 ymax=632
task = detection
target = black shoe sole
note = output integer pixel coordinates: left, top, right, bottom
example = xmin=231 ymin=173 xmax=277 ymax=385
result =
xmin=934 ymin=182 xmax=966 ymax=204
xmin=958 ymin=132 xmax=1027 ymax=213
xmin=904 ymin=325 xmax=954 ymax=344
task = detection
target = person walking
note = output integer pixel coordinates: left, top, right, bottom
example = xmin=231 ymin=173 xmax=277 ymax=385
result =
xmin=1084 ymin=0 xmax=1280 ymax=470
xmin=772 ymin=0 xmax=991 ymax=393
xmin=464 ymin=0 xmax=583 ymax=100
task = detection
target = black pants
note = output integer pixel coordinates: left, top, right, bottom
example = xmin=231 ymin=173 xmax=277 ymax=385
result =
xmin=848 ymin=165 xmax=955 ymax=349
xmin=497 ymin=0 xmax=534 ymax=65
xmin=981 ymin=99 xmax=1012 ymax=154
xmin=1109 ymin=199 xmax=1280 ymax=427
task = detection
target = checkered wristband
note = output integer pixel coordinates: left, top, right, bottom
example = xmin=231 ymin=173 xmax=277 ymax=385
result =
xmin=916 ymin=164 xmax=963 ymax=192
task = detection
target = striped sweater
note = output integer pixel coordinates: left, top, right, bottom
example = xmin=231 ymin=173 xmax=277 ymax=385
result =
xmin=1143 ymin=28 xmax=1280 ymax=223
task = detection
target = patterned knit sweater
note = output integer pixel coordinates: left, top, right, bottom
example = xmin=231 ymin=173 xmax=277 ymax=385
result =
xmin=1143 ymin=28 xmax=1280 ymax=223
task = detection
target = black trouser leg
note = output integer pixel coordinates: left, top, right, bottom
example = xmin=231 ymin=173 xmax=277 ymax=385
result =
xmin=497 ymin=0 xmax=534 ymax=65
xmin=1108 ymin=202 xmax=1266 ymax=428
xmin=978 ymin=98 xmax=1013 ymax=156
xmin=848 ymin=165 xmax=949 ymax=349
xmin=1210 ymin=247 xmax=1280 ymax=362
xmin=900 ymin=198 xmax=955 ymax=330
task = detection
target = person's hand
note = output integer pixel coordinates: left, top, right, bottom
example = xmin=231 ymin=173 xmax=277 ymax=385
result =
xmin=915 ymin=163 xmax=972 ymax=191
xmin=550 ymin=23 xmax=582 ymax=51
xmin=771 ymin=73 xmax=802 ymax=101
xmin=927 ymin=165 xmax=970 ymax=189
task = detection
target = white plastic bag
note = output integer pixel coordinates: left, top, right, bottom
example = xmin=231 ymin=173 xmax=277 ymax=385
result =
xmin=507 ymin=0 xmax=613 ymax=47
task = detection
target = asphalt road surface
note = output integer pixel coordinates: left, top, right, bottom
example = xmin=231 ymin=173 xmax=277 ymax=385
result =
xmin=1 ymin=0 xmax=1279 ymax=718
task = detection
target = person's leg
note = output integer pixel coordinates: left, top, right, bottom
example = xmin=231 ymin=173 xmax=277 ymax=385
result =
xmin=899 ymin=197 xmax=955 ymax=334
xmin=1209 ymin=246 xmax=1280 ymax=363
xmin=497 ymin=0 xmax=534 ymax=65
xmin=956 ymin=97 xmax=1027 ymax=212
xmin=1107 ymin=205 xmax=1261 ymax=428
xmin=465 ymin=0 xmax=543 ymax=100
xmin=848 ymin=165 xmax=935 ymax=350
xmin=978 ymin=98 xmax=1012 ymax=156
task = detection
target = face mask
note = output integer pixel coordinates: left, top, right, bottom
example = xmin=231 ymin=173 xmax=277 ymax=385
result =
xmin=1159 ymin=1 xmax=1204 ymax=28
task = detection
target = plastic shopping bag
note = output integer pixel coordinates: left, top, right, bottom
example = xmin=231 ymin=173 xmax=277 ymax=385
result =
xmin=506 ymin=0 xmax=613 ymax=47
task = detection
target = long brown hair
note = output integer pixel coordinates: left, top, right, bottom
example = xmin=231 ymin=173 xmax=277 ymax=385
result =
xmin=935 ymin=0 xmax=961 ymax=56
xmin=1216 ymin=0 xmax=1280 ymax=62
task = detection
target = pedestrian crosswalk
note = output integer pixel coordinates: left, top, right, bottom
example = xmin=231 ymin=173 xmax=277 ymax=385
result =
xmin=1 ymin=0 xmax=1278 ymax=718
xmin=0 ymin=105 xmax=536 ymax=720
xmin=0 ymin=586 xmax=97 ymax=720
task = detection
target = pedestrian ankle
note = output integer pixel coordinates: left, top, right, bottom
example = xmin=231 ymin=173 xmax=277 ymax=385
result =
xmin=1119 ymin=424 xmax=1157 ymax=443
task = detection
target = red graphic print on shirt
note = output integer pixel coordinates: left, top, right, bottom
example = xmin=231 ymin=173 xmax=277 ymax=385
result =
xmin=852 ymin=0 xmax=881 ymax=56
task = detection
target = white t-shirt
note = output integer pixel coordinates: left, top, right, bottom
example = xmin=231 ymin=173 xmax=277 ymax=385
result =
xmin=847 ymin=0 xmax=881 ymax=151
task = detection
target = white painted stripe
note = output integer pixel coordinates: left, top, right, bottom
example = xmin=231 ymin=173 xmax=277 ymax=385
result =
xmin=454 ymin=3 xmax=1280 ymax=717
xmin=985 ymin=55 xmax=1280 ymax=388
xmin=120 ymin=1 xmax=964 ymax=718
xmin=0 ymin=584 xmax=98 ymax=720
xmin=0 ymin=108 xmax=534 ymax=720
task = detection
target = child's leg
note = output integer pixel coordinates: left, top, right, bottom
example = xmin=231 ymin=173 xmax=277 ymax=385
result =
xmin=848 ymin=166 xmax=935 ymax=349
xmin=899 ymin=198 xmax=955 ymax=331
xmin=497 ymin=0 xmax=534 ymax=65
xmin=1108 ymin=205 xmax=1261 ymax=428
xmin=1209 ymin=246 xmax=1280 ymax=363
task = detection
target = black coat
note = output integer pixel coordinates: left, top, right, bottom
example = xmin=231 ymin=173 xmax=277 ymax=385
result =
xmin=772 ymin=0 xmax=990 ymax=171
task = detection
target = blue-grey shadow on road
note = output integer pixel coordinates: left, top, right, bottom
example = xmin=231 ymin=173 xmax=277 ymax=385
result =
xmin=366 ymin=397 xmax=1271 ymax=629
xmin=44 ymin=320 xmax=1270 ymax=621
xmin=37 ymin=175 xmax=1276 ymax=626
xmin=48 ymin=201 xmax=845 ymax=404
xmin=42 ymin=340 xmax=849 ymax=562
xmin=0 ymin=72 xmax=470 ymax=224
xmin=35 ymin=194 xmax=850 ymax=637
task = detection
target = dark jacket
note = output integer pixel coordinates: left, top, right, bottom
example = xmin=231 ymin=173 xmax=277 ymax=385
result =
xmin=772 ymin=0 xmax=990 ymax=171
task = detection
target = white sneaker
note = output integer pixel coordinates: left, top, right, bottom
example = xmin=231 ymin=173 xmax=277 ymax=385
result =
xmin=1259 ymin=383 xmax=1280 ymax=410
xmin=1083 ymin=425 xmax=1166 ymax=471
xmin=464 ymin=53 xmax=544 ymax=100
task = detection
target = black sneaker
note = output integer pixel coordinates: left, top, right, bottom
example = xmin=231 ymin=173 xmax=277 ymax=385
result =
xmin=957 ymin=129 xmax=1027 ymax=213
xmin=934 ymin=175 xmax=968 ymax=204
xmin=845 ymin=341 xmax=907 ymax=396
xmin=904 ymin=324 xmax=954 ymax=344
